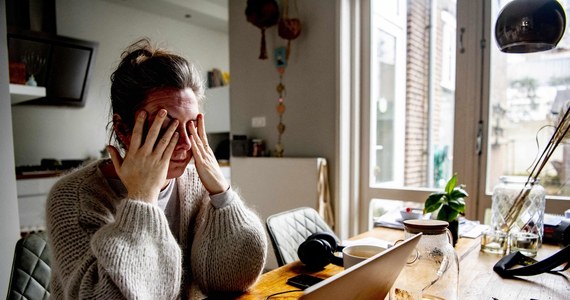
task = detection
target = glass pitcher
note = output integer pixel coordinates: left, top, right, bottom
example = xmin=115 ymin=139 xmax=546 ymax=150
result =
xmin=390 ymin=220 xmax=459 ymax=300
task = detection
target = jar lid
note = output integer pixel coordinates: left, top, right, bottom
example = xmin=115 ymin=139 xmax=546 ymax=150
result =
xmin=403 ymin=219 xmax=449 ymax=234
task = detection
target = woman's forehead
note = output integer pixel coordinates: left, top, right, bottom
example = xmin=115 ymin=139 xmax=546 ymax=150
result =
xmin=142 ymin=88 xmax=198 ymax=112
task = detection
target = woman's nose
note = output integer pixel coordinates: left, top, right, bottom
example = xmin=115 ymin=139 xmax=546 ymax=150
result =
xmin=176 ymin=127 xmax=191 ymax=150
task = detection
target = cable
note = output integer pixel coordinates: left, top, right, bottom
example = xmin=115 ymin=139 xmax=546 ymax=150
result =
xmin=265 ymin=289 xmax=303 ymax=299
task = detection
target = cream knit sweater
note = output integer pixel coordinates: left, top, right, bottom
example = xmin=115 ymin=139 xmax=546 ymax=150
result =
xmin=46 ymin=160 xmax=267 ymax=299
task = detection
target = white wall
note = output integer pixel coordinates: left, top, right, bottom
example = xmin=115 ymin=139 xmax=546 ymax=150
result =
xmin=0 ymin=0 xmax=23 ymax=296
xmin=229 ymin=0 xmax=339 ymax=209
xmin=11 ymin=0 xmax=229 ymax=166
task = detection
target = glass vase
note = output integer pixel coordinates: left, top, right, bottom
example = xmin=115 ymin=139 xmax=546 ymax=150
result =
xmin=489 ymin=176 xmax=545 ymax=257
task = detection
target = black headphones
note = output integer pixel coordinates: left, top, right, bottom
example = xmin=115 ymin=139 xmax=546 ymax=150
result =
xmin=297 ymin=232 xmax=344 ymax=269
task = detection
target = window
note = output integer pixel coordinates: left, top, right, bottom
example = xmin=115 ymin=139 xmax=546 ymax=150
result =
xmin=356 ymin=0 xmax=569 ymax=233
xmin=483 ymin=0 xmax=570 ymax=217
xmin=360 ymin=0 xmax=458 ymax=231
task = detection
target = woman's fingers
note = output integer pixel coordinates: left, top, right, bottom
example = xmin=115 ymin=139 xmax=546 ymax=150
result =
xmin=107 ymin=145 xmax=123 ymax=171
xmin=196 ymin=114 xmax=209 ymax=144
xmin=187 ymin=114 xmax=229 ymax=194
xmin=154 ymin=119 xmax=179 ymax=156
xmin=140 ymin=109 xmax=168 ymax=153
xmin=129 ymin=110 xmax=147 ymax=150
xmin=162 ymin=132 xmax=179 ymax=160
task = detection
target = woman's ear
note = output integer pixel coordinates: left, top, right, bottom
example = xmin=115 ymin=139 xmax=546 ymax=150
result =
xmin=112 ymin=114 xmax=131 ymax=148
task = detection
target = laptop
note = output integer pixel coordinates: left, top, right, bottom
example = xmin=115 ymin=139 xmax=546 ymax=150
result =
xmin=300 ymin=233 xmax=422 ymax=300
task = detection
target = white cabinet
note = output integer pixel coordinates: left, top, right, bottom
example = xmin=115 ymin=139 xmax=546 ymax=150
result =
xmin=10 ymin=83 xmax=46 ymax=105
xmin=231 ymin=157 xmax=328 ymax=270
xmin=204 ymin=86 xmax=230 ymax=133
xmin=17 ymin=177 xmax=59 ymax=232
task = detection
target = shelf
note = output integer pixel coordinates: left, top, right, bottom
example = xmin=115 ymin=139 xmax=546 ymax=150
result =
xmin=10 ymin=84 xmax=46 ymax=105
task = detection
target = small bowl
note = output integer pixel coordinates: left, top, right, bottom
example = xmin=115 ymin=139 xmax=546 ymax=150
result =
xmin=400 ymin=208 xmax=423 ymax=220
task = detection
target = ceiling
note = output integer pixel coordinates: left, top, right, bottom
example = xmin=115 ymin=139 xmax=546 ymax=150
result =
xmin=101 ymin=0 xmax=229 ymax=33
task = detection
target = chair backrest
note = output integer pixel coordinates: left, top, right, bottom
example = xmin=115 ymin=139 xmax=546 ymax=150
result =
xmin=266 ymin=207 xmax=338 ymax=266
xmin=7 ymin=231 xmax=51 ymax=300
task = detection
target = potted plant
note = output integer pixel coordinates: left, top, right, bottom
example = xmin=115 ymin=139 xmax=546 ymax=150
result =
xmin=424 ymin=174 xmax=468 ymax=246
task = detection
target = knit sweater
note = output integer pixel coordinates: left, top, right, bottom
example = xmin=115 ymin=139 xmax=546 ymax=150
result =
xmin=46 ymin=160 xmax=267 ymax=299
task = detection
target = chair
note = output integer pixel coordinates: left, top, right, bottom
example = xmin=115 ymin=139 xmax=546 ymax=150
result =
xmin=7 ymin=231 xmax=51 ymax=300
xmin=266 ymin=207 xmax=338 ymax=267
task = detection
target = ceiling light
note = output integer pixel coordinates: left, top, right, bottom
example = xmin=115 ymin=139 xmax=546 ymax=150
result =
xmin=495 ymin=0 xmax=566 ymax=53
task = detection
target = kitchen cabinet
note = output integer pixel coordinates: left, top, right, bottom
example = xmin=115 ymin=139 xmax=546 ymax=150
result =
xmin=10 ymin=83 xmax=46 ymax=105
xmin=16 ymin=177 xmax=59 ymax=233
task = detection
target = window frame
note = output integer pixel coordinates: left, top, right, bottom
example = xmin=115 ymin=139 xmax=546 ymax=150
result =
xmin=354 ymin=0 xmax=569 ymax=235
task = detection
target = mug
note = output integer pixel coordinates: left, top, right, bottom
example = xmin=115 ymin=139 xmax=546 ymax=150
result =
xmin=342 ymin=245 xmax=386 ymax=269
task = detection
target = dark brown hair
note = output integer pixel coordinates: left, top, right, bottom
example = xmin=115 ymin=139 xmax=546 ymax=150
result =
xmin=108 ymin=38 xmax=204 ymax=148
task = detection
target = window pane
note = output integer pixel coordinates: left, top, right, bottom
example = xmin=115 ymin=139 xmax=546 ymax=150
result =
xmin=370 ymin=0 xmax=457 ymax=189
xmin=487 ymin=0 xmax=570 ymax=197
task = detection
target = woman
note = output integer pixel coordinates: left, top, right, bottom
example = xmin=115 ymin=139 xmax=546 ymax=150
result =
xmin=46 ymin=38 xmax=267 ymax=299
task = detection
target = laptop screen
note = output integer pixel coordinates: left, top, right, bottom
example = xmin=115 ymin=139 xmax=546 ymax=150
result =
xmin=300 ymin=233 xmax=422 ymax=300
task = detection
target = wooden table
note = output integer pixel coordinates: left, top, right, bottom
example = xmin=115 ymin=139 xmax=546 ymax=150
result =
xmin=236 ymin=227 xmax=569 ymax=300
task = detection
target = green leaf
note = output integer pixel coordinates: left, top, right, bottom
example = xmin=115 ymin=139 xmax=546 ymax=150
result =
xmin=437 ymin=205 xmax=459 ymax=222
xmin=448 ymin=199 xmax=465 ymax=213
xmin=436 ymin=205 xmax=450 ymax=221
xmin=445 ymin=174 xmax=457 ymax=194
xmin=424 ymin=193 xmax=445 ymax=213
xmin=450 ymin=188 xmax=469 ymax=198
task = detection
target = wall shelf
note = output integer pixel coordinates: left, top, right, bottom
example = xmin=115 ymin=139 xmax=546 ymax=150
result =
xmin=10 ymin=84 xmax=46 ymax=105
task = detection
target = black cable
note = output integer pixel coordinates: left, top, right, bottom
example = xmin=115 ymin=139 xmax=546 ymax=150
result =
xmin=265 ymin=289 xmax=303 ymax=299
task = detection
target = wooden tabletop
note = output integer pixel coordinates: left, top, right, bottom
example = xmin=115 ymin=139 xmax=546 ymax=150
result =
xmin=236 ymin=227 xmax=569 ymax=300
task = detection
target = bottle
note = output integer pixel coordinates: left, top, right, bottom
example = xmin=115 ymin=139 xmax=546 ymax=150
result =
xmin=390 ymin=220 xmax=459 ymax=300
xmin=490 ymin=176 xmax=545 ymax=257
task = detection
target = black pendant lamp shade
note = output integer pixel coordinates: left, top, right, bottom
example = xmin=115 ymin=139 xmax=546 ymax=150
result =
xmin=495 ymin=0 xmax=566 ymax=53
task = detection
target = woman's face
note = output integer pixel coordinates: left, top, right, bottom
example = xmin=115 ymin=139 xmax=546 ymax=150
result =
xmin=136 ymin=87 xmax=199 ymax=179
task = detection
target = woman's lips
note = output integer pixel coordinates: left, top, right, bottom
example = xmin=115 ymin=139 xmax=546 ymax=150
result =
xmin=170 ymin=153 xmax=188 ymax=163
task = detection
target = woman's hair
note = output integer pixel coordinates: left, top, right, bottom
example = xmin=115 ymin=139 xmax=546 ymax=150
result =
xmin=108 ymin=38 xmax=205 ymax=148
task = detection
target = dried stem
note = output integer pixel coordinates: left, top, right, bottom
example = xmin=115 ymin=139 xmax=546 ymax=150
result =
xmin=504 ymin=104 xmax=570 ymax=230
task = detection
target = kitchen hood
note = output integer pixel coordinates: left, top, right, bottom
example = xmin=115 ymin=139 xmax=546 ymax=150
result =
xmin=6 ymin=0 xmax=98 ymax=107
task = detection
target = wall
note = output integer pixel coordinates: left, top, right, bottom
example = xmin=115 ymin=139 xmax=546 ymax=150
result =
xmin=229 ymin=1 xmax=339 ymax=211
xmin=10 ymin=0 xmax=229 ymax=166
xmin=0 ymin=0 xmax=22 ymax=296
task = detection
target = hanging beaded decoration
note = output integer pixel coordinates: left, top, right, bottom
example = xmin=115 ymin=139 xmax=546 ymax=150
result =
xmin=274 ymin=47 xmax=287 ymax=157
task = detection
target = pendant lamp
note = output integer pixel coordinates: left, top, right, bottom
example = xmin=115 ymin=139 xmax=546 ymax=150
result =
xmin=495 ymin=0 xmax=566 ymax=53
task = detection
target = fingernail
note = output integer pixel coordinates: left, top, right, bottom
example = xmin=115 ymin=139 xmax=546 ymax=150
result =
xmin=139 ymin=111 xmax=146 ymax=118
xmin=198 ymin=114 xmax=203 ymax=120
xmin=159 ymin=109 xmax=167 ymax=117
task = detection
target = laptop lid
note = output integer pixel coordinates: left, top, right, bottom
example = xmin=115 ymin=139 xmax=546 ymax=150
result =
xmin=300 ymin=233 xmax=422 ymax=300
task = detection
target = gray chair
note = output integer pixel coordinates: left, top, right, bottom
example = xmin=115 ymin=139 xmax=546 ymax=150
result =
xmin=7 ymin=231 xmax=51 ymax=300
xmin=266 ymin=207 xmax=338 ymax=267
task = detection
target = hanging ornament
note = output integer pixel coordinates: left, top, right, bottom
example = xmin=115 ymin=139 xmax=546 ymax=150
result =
xmin=278 ymin=0 xmax=302 ymax=60
xmin=245 ymin=0 xmax=280 ymax=60
xmin=274 ymin=47 xmax=287 ymax=157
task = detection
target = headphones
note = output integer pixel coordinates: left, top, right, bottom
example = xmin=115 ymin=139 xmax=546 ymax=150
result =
xmin=297 ymin=232 xmax=344 ymax=269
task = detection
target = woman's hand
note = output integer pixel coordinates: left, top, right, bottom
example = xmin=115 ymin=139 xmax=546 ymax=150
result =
xmin=188 ymin=114 xmax=229 ymax=195
xmin=107 ymin=109 xmax=179 ymax=204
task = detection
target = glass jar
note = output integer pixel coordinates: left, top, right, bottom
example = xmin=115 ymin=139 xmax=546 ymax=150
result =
xmin=490 ymin=176 xmax=545 ymax=256
xmin=390 ymin=220 xmax=459 ymax=300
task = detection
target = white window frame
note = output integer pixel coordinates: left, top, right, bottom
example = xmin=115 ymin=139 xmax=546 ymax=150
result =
xmin=343 ymin=0 xmax=570 ymax=236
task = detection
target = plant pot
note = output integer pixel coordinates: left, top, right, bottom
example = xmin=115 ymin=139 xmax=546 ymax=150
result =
xmin=448 ymin=219 xmax=459 ymax=247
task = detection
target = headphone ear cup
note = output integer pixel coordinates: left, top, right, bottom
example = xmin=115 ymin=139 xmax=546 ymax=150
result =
xmin=310 ymin=232 xmax=339 ymax=251
xmin=298 ymin=238 xmax=333 ymax=269
xmin=298 ymin=232 xmax=342 ymax=269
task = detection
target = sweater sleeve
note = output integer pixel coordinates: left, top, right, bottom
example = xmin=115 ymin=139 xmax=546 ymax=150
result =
xmin=47 ymin=174 xmax=182 ymax=300
xmin=190 ymin=189 xmax=267 ymax=294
